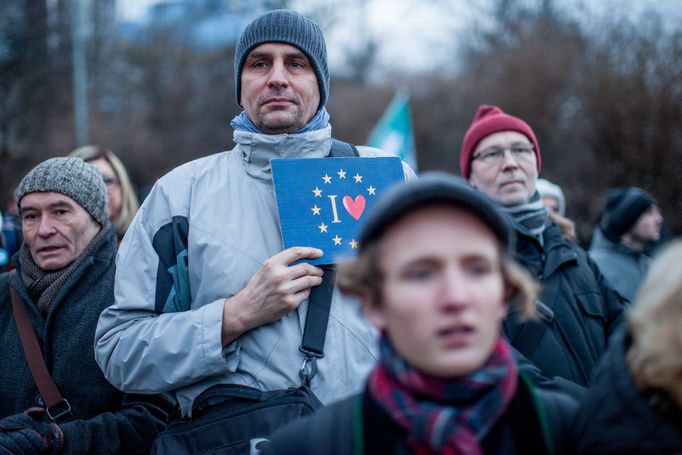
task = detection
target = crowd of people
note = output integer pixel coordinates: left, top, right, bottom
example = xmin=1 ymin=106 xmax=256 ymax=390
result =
xmin=0 ymin=8 xmax=678 ymax=455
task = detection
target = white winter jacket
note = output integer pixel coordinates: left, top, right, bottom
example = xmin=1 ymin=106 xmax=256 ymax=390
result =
xmin=95 ymin=126 xmax=415 ymax=416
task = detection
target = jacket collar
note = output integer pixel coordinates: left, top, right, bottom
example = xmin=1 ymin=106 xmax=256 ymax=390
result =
xmin=542 ymin=223 xmax=578 ymax=269
xmin=233 ymin=125 xmax=333 ymax=182
xmin=590 ymin=228 xmax=643 ymax=258
xmin=515 ymin=222 xmax=578 ymax=279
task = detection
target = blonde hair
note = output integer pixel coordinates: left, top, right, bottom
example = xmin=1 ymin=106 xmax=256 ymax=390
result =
xmin=627 ymin=240 xmax=682 ymax=407
xmin=548 ymin=210 xmax=576 ymax=242
xmin=337 ymin=238 xmax=538 ymax=321
xmin=69 ymin=145 xmax=140 ymax=239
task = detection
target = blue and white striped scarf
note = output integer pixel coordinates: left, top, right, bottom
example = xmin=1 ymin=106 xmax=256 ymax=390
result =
xmin=229 ymin=107 xmax=330 ymax=134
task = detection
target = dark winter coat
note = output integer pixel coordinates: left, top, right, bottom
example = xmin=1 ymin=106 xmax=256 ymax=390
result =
xmin=265 ymin=371 xmax=578 ymax=455
xmin=504 ymin=222 xmax=626 ymax=386
xmin=0 ymin=225 xmax=173 ymax=454
xmin=572 ymin=329 xmax=682 ymax=454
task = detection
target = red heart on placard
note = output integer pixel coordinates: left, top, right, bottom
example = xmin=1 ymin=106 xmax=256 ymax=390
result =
xmin=343 ymin=195 xmax=366 ymax=220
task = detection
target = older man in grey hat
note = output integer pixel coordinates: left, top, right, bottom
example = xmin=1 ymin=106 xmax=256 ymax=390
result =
xmin=0 ymin=157 xmax=171 ymax=454
xmin=95 ymin=7 xmax=414 ymax=439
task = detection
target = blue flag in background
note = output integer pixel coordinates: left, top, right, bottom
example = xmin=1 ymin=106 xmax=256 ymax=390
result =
xmin=272 ymin=156 xmax=404 ymax=265
xmin=367 ymin=91 xmax=418 ymax=170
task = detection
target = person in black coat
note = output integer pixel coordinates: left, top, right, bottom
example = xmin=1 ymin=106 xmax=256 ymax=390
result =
xmin=459 ymin=105 xmax=626 ymax=388
xmin=0 ymin=157 xmax=173 ymax=454
xmin=267 ymin=173 xmax=577 ymax=454
xmin=573 ymin=240 xmax=682 ymax=454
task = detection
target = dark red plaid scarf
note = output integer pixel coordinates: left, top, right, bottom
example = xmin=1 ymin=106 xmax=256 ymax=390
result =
xmin=367 ymin=335 xmax=518 ymax=455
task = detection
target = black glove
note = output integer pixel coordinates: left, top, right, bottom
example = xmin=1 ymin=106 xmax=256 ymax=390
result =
xmin=0 ymin=407 xmax=64 ymax=454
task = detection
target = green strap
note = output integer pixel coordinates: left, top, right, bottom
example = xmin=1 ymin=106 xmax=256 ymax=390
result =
xmin=519 ymin=371 xmax=554 ymax=454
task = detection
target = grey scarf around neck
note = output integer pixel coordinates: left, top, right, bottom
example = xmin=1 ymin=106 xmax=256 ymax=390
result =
xmin=230 ymin=107 xmax=330 ymax=134
xmin=19 ymin=224 xmax=111 ymax=317
xmin=502 ymin=190 xmax=549 ymax=241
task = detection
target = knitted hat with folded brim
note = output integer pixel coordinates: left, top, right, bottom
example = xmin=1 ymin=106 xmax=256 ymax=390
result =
xmin=460 ymin=105 xmax=542 ymax=179
xmin=359 ymin=172 xmax=513 ymax=252
xmin=16 ymin=157 xmax=108 ymax=227
xmin=600 ymin=187 xmax=656 ymax=242
xmin=536 ymin=178 xmax=566 ymax=216
xmin=234 ymin=9 xmax=329 ymax=111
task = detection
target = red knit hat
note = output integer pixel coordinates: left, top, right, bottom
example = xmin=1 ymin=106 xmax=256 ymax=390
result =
xmin=460 ymin=105 xmax=542 ymax=179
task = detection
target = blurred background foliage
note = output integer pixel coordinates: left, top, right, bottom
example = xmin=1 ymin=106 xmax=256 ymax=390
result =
xmin=1 ymin=0 xmax=680 ymax=244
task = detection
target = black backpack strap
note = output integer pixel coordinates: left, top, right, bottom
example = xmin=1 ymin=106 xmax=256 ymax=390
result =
xmin=330 ymin=139 xmax=360 ymax=157
xmin=297 ymin=139 xmax=357 ymax=384
xmin=298 ymin=265 xmax=336 ymax=385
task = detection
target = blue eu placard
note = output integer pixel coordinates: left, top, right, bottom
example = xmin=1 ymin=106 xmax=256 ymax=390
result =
xmin=272 ymin=156 xmax=404 ymax=265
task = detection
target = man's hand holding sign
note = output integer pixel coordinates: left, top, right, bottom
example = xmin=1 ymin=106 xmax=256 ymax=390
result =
xmin=221 ymin=156 xmax=404 ymax=345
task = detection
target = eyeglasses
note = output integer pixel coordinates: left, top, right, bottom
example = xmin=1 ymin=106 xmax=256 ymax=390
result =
xmin=472 ymin=143 xmax=535 ymax=164
xmin=103 ymin=177 xmax=120 ymax=187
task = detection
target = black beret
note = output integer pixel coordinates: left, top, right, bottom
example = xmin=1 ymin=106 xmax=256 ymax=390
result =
xmin=359 ymin=172 xmax=513 ymax=252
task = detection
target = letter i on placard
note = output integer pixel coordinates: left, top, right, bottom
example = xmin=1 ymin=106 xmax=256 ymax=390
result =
xmin=328 ymin=195 xmax=341 ymax=223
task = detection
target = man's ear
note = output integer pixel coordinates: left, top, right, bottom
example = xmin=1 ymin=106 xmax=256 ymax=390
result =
xmin=359 ymin=290 xmax=387 ymax=331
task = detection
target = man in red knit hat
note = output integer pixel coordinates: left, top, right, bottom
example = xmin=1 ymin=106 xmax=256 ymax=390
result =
xmin=460 ymin=105 xmax=626 ymax=388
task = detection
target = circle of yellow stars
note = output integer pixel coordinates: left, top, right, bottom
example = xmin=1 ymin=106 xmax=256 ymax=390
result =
xmin=310 ymin=169 xmax=377 ymax=250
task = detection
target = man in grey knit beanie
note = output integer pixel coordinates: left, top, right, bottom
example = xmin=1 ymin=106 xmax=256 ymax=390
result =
xmin=95 ymin=10 xmax=415 ymax=453
xmin=234 ymin=9 xmax=329 ymax=110
xmin=16 ymin=157 xmax=108 ymax=227
xmin=228 ymin=9 xmax=336 ymax=134
xmin=15 ymin=156 xmax=109 ymax=272
xmin=0 ymin=157 xmax=172 ymax=453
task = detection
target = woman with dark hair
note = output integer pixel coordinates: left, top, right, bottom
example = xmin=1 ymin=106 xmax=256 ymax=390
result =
xmin=69 ymin=145 xmax=140 ymax=242
xmin=266 ymin=173 xmax=577 ymax=455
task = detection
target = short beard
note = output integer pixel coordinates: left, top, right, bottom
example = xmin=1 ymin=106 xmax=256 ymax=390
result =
xmin=255 ymin=108 xmax=304 ymax=135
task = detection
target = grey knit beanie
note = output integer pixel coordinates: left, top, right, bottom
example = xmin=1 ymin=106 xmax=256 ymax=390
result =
xmin=234 ymin=9 xmax=329 ymax=110
xmin=16 ymin=157 xmax=109 ymax=227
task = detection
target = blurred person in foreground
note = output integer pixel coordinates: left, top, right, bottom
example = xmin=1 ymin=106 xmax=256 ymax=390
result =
xmin=459 ymin=105 xmax=626 ymax=388
xmin=95 ymin=8 xmax=414 ymax=426
xmin=589 ymin=187 xmax=663 ymax=302
xmin=266 ymin=173 xmax=577 ymax=454
xmin=69 ymin=145 xmax=140 ymax=244
xmin=573 ymin=240 xmax=682 ymax=454
xmin=0 ymin=157 xmax=171 ymax=454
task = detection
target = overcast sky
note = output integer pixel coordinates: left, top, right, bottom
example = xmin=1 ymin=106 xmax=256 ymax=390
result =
xmin=116 ymin=0 xmax=681 ymax=75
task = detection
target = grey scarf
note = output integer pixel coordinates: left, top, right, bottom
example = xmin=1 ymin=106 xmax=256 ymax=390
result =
xmin=502 ymin=190 xmax=549 ymax=242
xmin=19 ymin=225 xmax=110 ymax=317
